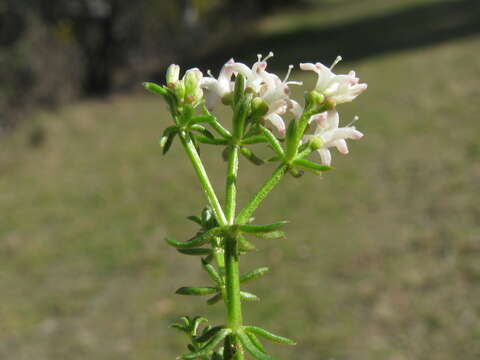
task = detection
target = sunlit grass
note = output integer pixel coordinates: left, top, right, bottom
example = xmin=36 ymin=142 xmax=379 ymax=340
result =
xmin=1 ymin=3 xmax=479 ymax=360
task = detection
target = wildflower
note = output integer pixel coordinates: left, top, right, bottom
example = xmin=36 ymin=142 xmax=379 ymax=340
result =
xmin=201 ymin=59 xmax=236 ymax=110
xmin=304 ymin=110 xmax=363 ymax=166
xmin=228 ymin=53 xmax=302 ymax=136
xmin=300 ymin=56 xmax=367 ymax=106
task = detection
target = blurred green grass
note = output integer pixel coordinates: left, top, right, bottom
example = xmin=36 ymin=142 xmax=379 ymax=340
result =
xmin=1 ymin=2 xmax=480 ymax=360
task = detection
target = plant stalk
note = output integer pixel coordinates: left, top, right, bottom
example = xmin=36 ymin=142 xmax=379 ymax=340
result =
xmin=224 ymin=144 xmax=244 ymax=360
xmin=179 ymin=131 xmax=228 ymax=227
xmin=236 ymin=164 xmax=288 ymax=224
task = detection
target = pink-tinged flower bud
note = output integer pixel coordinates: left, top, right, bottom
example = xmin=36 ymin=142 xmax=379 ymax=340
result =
xmin=183 ymin=68 xmax=203 ymax=105
xmin=174 ymin=80 xmax=185 ymax=104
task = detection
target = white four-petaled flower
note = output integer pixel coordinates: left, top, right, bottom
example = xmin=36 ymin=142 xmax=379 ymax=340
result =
xmin=304 ymin=110 xmax=363 ymax=166
xmin=300 ymin=57 xmax=367 ymax=105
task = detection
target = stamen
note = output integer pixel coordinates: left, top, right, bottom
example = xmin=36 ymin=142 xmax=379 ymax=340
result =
xmin=283 ymin=65 xmax=294 ymax=82
xmin=347 ymin=115 xmax=359 ymax=127
xmin=207 ymin=69 xmax=214 ymax=77
xmin=330 ymin=55 xmax=343 ymax=70
xmin=286 ymin=81 xmax=303 ymax=86
xmin=257 ymin=54 xmax=262 ymax=62
xmin=263 ymin=51 xmax=274 ymax=62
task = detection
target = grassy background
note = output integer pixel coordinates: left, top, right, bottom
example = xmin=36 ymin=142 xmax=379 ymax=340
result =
xmin=1 ymin=1 xmax=480 ymax=359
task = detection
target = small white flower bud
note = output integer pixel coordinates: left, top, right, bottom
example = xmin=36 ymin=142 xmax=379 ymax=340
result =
xmin=166 ymin=64 xmax=180 ymax=87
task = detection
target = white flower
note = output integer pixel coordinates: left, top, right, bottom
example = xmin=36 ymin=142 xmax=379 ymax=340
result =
xmin=200 ymin=59 xmax=236 ymax=110
xmin=304 ymin=110 xmax=363 ymax=166
xmin=228 ymin=53 xmax=302 ymax=136
xmin=300 ymin=56 xmax=367 ymax=105
xmin=200 ymin=53 xmax=302 ymax=136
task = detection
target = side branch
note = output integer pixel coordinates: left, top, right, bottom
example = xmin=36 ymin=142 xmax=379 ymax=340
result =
xmin=179 ymin=131 xmax=228 ymax=226
xmin=236 ymin=164 xmax=288 ymax=225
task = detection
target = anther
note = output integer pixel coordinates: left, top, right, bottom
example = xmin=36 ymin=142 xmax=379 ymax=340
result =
xmin=347 ymin=115 xmax=359 ymax=127
xmin=283 ymin=65 xmax=294 ymax=82
xmin=330 ymin=55 xmax=343 ymax=70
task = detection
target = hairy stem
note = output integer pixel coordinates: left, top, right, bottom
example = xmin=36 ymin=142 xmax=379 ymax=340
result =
xmin=236 ymin=164 xmax=288 ymax=224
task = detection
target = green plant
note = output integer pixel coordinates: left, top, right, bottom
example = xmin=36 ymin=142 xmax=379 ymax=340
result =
xmin=144 ymin=53 xmax=366 ymax=360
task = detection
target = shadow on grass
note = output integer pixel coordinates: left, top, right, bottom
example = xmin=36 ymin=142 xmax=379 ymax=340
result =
xmin=189 ymin=0 xmax=480 ymax=72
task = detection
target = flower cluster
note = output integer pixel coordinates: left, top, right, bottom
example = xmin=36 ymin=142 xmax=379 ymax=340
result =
xmin=158 ymin=52 xmax=367 ymax=166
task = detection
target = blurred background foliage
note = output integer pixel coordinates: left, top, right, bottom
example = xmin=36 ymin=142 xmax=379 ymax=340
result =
xmin=1 ymin=0 xmax=480 ymax=360
xmin=0 ymin=0 xmax=293 ymax=128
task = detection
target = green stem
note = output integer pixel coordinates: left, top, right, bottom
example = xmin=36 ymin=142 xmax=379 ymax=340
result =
xmin=224 ymin=143 xmax=244 ymax=360
xmin=225 ymin=234 xmax=244 ymax=360
xmin=179 ymin=131 xmax=227 ymax=226
xmin=225 ymin=146 xmax=239 ymax=224
xmin=236 ymin=164 xmax=288 ymax=224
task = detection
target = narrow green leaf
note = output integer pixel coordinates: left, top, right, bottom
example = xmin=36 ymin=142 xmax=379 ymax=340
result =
xmin=261 ymin=126 xmax=284 ymax=156
xmin=241 ymin=136 xmax=267 ymax=145
xmin=191 ymin=316 xmax=209 ymax=335
xmin=187 ymin=215 xmax=202 ymax=225
xmin=206 ymin=293 xmax=223 ymax=305
xmin=182 ymin=328 xmax=232 ymax=359
xmin=189 ymin=115 xmax=215 ymax=124
xmin=160 ymin=125 xmax=178 ymax=144
xmin=285 ymin=119 xmax=298 ymax=160
xmin=165 ymin=227 xmax=222 ymax=249
xmin=194 ymin=135 xmax=229 ymax=145
xmin=170 ymin=323 xmax=188 ymax=333
xmin=244 ymin=326 xmax=296 ymax=345
xmin=178 ymin=248 xmax=213 ymax=256
xmin=237 ymin=330 xmax=281 ymax=360
xmin=267 ymin=155 xmax=282 ymax=163
xmin=246 ymin=331 xmax=266 ymax=354
xmin=194 ymin=325 xmax=224 ymax=343
xmin=238 ymin=221 xmax=287 ymax=234
xmin=176 ymin=286 xmax=218 ymax=296
xmin=191 ymin=124 xmax=215 ymax=139
xmin=201 ymin=259 xmax=223 ymax=285
xmin=240 ymin=147 xmax=264 ymax=166
xmin=143 ymin=82 xmax=168 ymax=96
xmin=238 ymin=235 xmax=257 ymax=252
xmin=240 ymin=291 xmax=260 ymax=301
xmin=161 ymin=131 xmax=177 ymax=155
xmin=240 ymin=267 xmax=269 ymax=284
xmin=180 ymin=316 xmax=190 ymax=327
xmin=292 ymin=159 xmax=331 ymax=173
xmin=251 ymin=231 xmax=285 ymax=240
